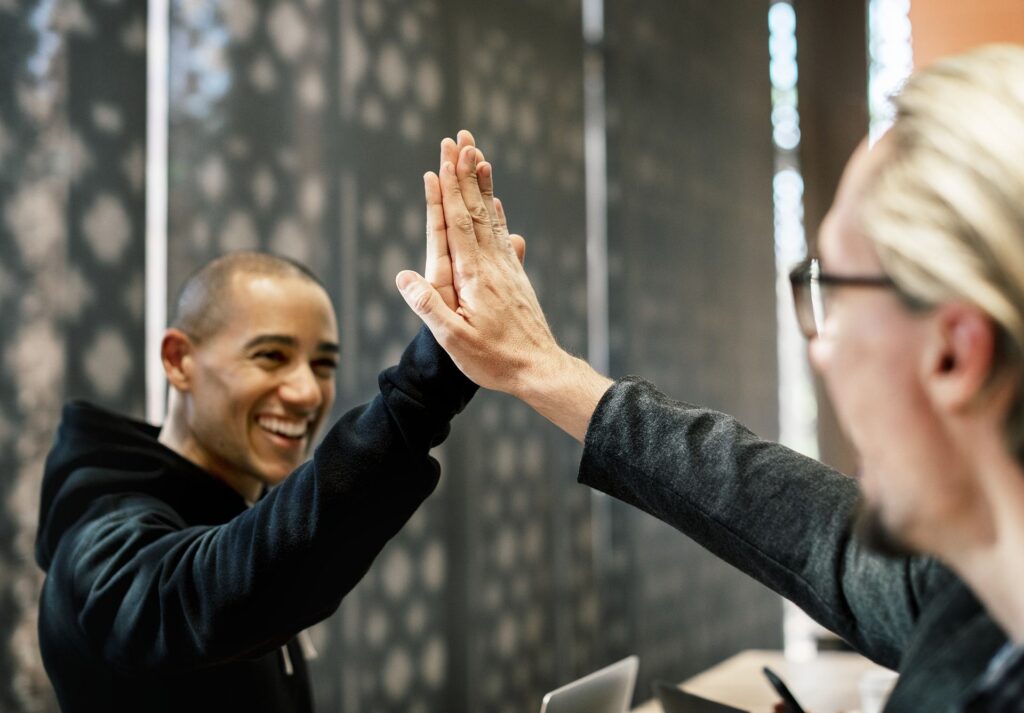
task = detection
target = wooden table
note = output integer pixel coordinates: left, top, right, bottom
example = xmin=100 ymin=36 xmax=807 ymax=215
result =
xmin=632 ymin=649 xmax=890 ymax=713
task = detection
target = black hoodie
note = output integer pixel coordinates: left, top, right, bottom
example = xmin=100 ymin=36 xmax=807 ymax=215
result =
xmin=35 ymin=327 xmax=476 ymax=712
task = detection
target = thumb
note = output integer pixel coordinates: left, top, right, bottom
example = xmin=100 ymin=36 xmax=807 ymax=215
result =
xmin=396 ymin=269 xmax=460 ymax=336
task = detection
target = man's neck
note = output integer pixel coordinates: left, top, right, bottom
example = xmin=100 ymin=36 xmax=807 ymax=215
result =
xmin=159 ymin=400 xmax=263 ymax=504
xmin=945 ymin=454 xmax=1024 ymax=645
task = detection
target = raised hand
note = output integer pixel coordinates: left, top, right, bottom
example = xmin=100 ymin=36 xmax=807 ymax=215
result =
xmin=424 ymin=130 xmax=524 ymax=311
xmin=398 ymin=140 xmax=611 ymax=441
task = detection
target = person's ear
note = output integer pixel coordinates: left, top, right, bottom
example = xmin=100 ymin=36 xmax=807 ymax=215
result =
xmin=162 ymin=328 xmax=196 ymax=392
xmin=923 ymin=303 xmax=996 ymax=412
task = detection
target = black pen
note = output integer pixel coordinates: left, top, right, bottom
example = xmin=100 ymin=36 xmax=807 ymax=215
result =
xmin=762 ymin=666 xmax=807 ymax=713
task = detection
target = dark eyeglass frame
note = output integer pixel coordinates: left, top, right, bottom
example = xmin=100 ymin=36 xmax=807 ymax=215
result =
xmin=788 ymin=257 xmax=896 ymax=338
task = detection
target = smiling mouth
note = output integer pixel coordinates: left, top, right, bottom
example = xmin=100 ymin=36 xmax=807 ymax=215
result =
xmin=256 ymin=415 xmax=310 ymax=442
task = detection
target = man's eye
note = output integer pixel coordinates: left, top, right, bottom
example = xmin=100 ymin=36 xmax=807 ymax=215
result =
xmin=313 ymin=359 xmax=338 ymax=376
xmin=254 ymin=350 xmax=287 ymax=364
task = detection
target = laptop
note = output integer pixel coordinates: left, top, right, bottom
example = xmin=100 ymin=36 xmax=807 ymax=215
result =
xmin=539 ymin=656 xmax=639 ymax=713
xmin=653 ymin=680 xmax=749 ymax=713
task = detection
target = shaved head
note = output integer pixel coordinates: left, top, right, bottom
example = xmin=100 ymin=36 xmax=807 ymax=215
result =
xmin=171 ymin=252 xmax=327 ymax=343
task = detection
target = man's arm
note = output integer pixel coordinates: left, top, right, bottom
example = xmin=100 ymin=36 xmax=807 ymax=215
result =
xmin=56 ymin=326 xmax=474 ymax=673
xmin=395 ymin=141 xmax=938 ymax=667
xmin=581 ymin=376 xmax=939 ymax=668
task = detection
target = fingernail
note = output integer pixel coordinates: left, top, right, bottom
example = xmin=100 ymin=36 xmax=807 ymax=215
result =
xmin=396 ymin=271 xmax=414 ymax=291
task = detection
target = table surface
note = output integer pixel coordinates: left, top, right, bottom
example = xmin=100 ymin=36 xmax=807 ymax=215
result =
xmin=632 ymin=649 xmax=889 ymax=713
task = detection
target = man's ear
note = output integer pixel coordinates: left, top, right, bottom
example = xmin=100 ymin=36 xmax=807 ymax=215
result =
xmin=924 ymin=303 xmax=996 ymax=412
xmin=162 ymin=328 xmax=196 ymax=392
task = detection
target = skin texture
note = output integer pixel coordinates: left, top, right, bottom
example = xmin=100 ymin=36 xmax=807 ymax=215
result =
xmin=159 ymin=272 xmax=340 ymax=503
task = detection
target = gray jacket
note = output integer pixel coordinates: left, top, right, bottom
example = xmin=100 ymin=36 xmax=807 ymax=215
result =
xmin=578 ymin=378 xmax=1007 ymax=712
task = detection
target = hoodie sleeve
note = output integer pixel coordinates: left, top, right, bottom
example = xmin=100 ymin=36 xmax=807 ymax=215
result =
xmin=50 ymin=326 xmax=475 ymax=673
xmin=578 ymin=377 xmax=942 ymax=670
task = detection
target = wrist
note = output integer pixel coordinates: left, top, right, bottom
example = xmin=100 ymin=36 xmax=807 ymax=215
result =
xmin=512 ymin=347 xmax=576 ymax=403
xmin=514 ymin=349 xmax=613 ymax=443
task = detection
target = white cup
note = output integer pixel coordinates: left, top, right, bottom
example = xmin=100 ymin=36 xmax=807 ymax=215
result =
xmin=859 ymin=668 xmax=899 ymax=713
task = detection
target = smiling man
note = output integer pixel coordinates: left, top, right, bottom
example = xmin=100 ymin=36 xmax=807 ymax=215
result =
xmin=35 ymin=250 xmax=478 ymax=712
xmin=158 ymin=256 xmax=341 ymax=504
xmin=397 ymin=45 xmax=1024 ymax=711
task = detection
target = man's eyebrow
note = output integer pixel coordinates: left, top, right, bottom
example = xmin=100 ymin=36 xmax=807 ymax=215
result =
xmin=244 ymin=335 xmax=297 ymax=350
xmin=242 ymin=335 xmax=340 ymax=354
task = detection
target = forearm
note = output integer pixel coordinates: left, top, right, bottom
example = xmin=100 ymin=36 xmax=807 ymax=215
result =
xmin=579 ymin=377 xmax=935 ymax=666
xmin=74 ymin=328 xmax=473 ymax=671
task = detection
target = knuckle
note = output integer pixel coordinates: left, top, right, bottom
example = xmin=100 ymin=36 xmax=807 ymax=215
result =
xmin=454 ymin=213 xmax=476 ymax=234
xmin=469 ymin=205 xmax=490 ymax=226
xmin=453 ymin=263 xmax=475 ymax=283
xmin=412 ymin=289 xmax=435 ymax=315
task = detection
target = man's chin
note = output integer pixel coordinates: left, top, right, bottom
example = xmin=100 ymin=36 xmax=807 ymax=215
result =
xmin=252 ymin=461 xmax=302 ymax=490
xmin=852 ymin=498 xmax=918 ymax=559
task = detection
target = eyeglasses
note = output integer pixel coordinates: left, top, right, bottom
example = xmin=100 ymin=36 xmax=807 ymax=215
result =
xmin=788 ymin=257 xmax=896 ymax=339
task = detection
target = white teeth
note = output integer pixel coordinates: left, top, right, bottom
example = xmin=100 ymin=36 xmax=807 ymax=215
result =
xmin=258 ymin=416 xmax=308 ymax=439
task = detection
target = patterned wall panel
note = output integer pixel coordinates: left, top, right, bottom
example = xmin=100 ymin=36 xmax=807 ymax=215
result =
xmin=444 ymin=4 xmax=597 ymax=711
xmin=1 ymin=2 xmax=146 ymax=711
xmin=330 ymin=4 xmax=457 ymax=712
xmin=603 ymin=0 xmax=783 ymax=697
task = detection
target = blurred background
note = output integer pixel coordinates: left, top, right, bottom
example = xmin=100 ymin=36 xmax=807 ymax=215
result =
xmin=1 ymin=1 xmax=1021 ymax=711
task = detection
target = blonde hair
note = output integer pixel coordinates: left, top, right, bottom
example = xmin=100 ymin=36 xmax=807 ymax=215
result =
xmin=860 ymin=44 xmax=1024 ymax=458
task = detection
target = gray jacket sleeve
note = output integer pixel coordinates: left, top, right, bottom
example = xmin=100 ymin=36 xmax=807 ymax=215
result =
xmin=578 ymin=377 xmax=943 ymax=669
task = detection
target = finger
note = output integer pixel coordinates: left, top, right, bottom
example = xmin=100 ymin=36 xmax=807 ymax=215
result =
xmin=494 ymin=197 xmax=509 ymax=235
xmin=477 ymin=161 xmax=504 ymax=241
xmin=456 ymin=129 xmax=476 ymax=150
xmin=423 ymin=172 xmax=457 ymax=309
xmin=424 ymin=172 xmax=447 ymax=263
xmin=489 ymin=194 xmax=518 ymax=264
xmin=510 ymin=234 xmax=526 ymax=264
xmin=440 ymin=137 xmax=458 ymax=173
xmin=462 ymin=138 xmax=497 ymax=237
xmin=438 ymin=159 xmax=480 ymax=279
xmin=396 ymin=270 xmax=465 ymax=344
xmin=456 ymin=145 xmax=499 ymax=250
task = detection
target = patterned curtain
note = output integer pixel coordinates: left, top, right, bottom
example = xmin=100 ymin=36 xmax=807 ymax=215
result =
xmin=0 ymin=2 xmax=147 ymax=710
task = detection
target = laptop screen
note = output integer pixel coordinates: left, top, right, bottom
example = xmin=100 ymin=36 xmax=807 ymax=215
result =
xmin=539 ymin=656 xmax=639 ymax=713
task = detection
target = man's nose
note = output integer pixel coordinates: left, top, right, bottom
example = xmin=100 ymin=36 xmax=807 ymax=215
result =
xmin=279 ymin=364 xmax=322 ymax=409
